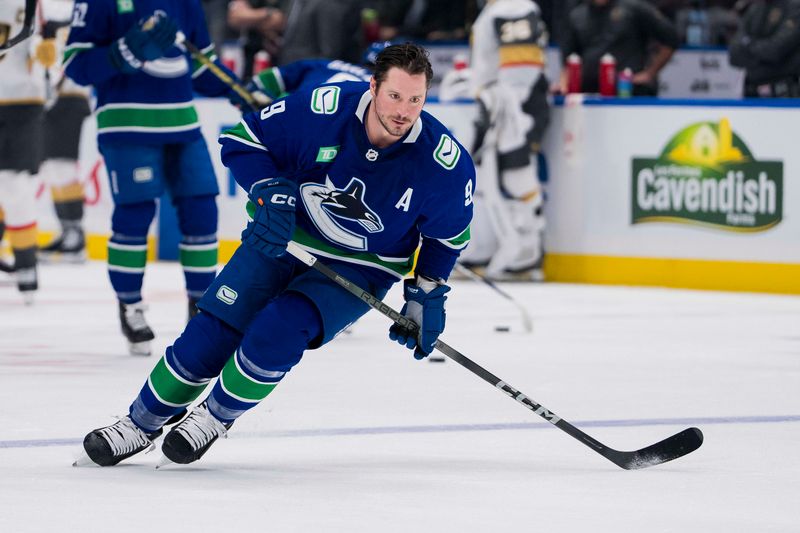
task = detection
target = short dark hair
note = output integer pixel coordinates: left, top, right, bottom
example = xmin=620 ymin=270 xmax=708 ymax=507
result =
xmin=373 ymin=43 xmax=434 ymax=89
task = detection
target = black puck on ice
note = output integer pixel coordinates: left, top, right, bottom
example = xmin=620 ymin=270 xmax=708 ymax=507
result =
xmin=494 ymin=326 xmax=511 ymax=333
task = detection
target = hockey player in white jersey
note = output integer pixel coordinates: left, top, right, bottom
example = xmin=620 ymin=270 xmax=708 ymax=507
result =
xmin=38 ymin=0 xmax=92 ymax=262
xmin=455 ymin=0 xmax=549 ymax=281
xmin=0 ymin=0 xmax=47 ymax=302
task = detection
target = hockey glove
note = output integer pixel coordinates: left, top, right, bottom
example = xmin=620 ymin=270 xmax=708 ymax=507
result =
xmin=242 ymin=178 xmax=297 ymax=257
xmin=389 ymin=278 xmax=450 ymax=360
xmin=109 ymin=12 xmax=178 ymax=74
xmin=226 ymin=83 xmax=271 ymax=112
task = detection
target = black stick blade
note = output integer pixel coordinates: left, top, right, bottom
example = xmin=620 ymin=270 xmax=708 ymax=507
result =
xmin=609 ymin=427 xmax=704 ymax=470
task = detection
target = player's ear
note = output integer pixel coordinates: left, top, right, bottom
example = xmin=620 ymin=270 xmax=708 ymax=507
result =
xmin=370 ymin=76 xmax=377 ymax=96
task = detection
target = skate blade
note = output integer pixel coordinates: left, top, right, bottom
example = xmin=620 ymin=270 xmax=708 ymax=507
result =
xmin=39 ymin=251 xmax=87 ymax=265
xmin=72 ymin=450 xmax=97 ymax=467
xmin=128 ymin=341 xmax=152 ymax=356
xmin=155 ymin=455 xmax=173 ymax=469
xmin=21 ymin=292 xmax=36 ymax=306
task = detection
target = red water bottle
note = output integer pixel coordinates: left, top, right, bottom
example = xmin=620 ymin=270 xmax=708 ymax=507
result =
xmin=453 ymin=53 xmax=468 ymax=71
xmin=599 ymin=53 xmax=617 ymax=97
xmin=566 ymin=53 xmax=582 ymax=94
xmin=253 ymin=50 xmax=271 ymax=75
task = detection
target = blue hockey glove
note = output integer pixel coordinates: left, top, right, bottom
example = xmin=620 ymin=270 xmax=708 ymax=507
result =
xmin=109 ymin=12 xmax=178 ymax=74
xmin=226 ymin=82 xmax=271 ymax=112
xmin=242 ymin=178 xmax=297 ymax=257
xmin=389 ymin=278 xmax=450 ymax=360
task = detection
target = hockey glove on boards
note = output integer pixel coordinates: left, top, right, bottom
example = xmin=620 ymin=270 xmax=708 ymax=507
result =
xmin=109 ymin=12 xmax=178 ymax=74
xmin=389 ymin=277 xmax=451 ymax=360
xmin=243 ymin=178 xmax=297 ymax=257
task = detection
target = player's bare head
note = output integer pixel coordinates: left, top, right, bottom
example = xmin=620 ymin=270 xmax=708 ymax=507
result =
xmin=372 ymin=43 xmax=433 ymax=90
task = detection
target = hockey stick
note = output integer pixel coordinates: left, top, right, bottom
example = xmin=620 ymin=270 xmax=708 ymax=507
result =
xmin=285 ymin=242 xmax=703 ymax=469
xmin=454 ymin=263 xmax=534 ymax=333
xmin=174 ymin=31 xmax=269 ymax=113
xmin=0 ymin=0 xmax=37 ymax=51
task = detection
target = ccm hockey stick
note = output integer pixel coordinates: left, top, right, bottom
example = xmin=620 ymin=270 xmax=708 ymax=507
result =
xmin=286 ymin=242 xmax=703 ymax=470
xmin=175 ymin=31 xmax=270 ymax=113
xmin=0 ymin=0 xmax=37 ymax=51
xmin=453 ymin=263 xmax=533 ymax=333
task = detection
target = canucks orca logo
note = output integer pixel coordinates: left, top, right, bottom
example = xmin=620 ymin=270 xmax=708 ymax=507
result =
xmin=301 ymin=177 xmax=384 ymax=251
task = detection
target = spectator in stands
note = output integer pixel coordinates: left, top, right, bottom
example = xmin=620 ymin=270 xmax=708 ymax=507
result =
xmin=675 ymin=0 xmax=740 ymax=46
xmin=368 ymin=0 xmax=471 ymax=41
xmin=227 ymin=0 xmax=285 ymax=76
xmin=559 ymin=0 xmax=681 ymax=95
xmin=729 ymin=0 xmax=800 ymax=97
xmin=279 ymin=0 xmax=364 ymax=65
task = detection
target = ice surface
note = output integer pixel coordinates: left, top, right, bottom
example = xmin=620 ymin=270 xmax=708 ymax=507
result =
xmin=1 ymin=261 xmax=798 ymax=532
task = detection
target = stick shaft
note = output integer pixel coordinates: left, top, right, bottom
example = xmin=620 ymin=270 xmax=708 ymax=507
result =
xmin=177 ymin=33 xmax=267 ymax=113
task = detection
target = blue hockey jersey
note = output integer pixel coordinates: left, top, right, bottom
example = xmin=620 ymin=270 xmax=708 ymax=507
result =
xmin=63 ymin=0 xmax=233 ymax=144
xmin=220 ymin=82 xmax=475 ymax=284
xmin=253 ymin=59 xmax=372 ymax=100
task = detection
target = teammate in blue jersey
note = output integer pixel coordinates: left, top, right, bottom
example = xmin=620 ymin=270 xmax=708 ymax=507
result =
xmin=244 ymin=41 xmax=391 ymax=104
xmin=63 ymin=1 xmax=243 ymax=356
xmin=251 ymin=57 xmax=373 ymax=100
xmin=76 ymin=44 xmax=475 ymax=468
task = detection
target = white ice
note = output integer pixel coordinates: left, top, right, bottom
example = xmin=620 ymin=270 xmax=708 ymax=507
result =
xmin=1 ymin=260 xmax=798 ymax=532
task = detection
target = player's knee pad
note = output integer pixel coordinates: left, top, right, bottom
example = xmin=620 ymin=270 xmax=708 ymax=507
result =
xmin=174 ymin=194 xmax=218 ymax=237
xmin=171 ymin=311 xmax=244 ymax=380
xmin=111 ymin=200 xmax=156 ymax=236
xmin=39 ymin=159 xmax=79 ymax=189
xmin=0 ymin=171 xmax=38 ymax=226
xmin=499 ymin=160 xmax=540 ymax=200
xmin=241 ymin=292 xmax=323 ymax=372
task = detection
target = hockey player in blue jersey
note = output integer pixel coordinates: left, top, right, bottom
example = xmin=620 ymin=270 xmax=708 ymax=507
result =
xmin=63 ymin=2 xmax=245 ymax=356
xmin=76 ymin=44 xmax=476 ymax=468
xmin=247 ymin=43 xmax=383 ymax=101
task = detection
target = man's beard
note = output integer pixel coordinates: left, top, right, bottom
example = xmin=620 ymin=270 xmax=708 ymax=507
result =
xmin=375 ymin=103 xmax=411 ymax=137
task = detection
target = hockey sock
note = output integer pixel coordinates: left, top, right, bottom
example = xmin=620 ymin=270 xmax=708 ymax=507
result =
xmin=108 ymin=202 xmax=155 ymax=303
xmin=207 ymin=293 xmax=322 ymax=423
xmin=175 ymin=195 xmax=218 ymax=300
xmin=129 ymin=312 xmax=242 ymax=433
xmin=51 ymin=184 xmax=85 ymax=224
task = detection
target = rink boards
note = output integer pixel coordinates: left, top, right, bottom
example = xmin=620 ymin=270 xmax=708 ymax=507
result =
xmin=36 ymin=96 xmax=800 ymax=294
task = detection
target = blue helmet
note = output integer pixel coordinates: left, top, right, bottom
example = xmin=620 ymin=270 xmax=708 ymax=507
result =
xmin=363 ymin=41 xmax=392 ymax=66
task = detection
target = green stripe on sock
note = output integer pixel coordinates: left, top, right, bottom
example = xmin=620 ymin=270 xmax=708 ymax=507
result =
xmin=149 ymin=356 xmax=208 ymax=407
xmin=108 ymin=245 xmax=147 ymax=269
xmin=220 ymin=355 xmax=279 ymax=403
xmin=180 ymin=246 xmax=218 ymax=268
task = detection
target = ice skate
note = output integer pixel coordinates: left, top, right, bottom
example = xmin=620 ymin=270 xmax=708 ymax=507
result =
xmin=15 ymin=266 xmax=38 ymax=305
xmin=158 ymin=402 xmax=232 ymax=467
xmin=39 ymin=227 xmax=86 ymax=263
xmin=74 ymin=416 xmax=161 ymax=467
xmin=119 ymin=301 xmax=155 ymax=356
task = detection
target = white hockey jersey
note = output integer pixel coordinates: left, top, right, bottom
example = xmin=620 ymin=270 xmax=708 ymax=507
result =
xmin=0 ymin=0 xmax=46 ymax=105
xmin=470 ymin=0 xmax=547 ymax=100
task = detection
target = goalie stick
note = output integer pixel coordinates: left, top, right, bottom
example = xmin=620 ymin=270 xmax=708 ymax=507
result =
xmin=454 ymin=263 xmax=534 ymax=333
xmin=0 ymin=0 xmax=37 ymax=51
xmin=286 ymin=242 xmax=704 ymax=470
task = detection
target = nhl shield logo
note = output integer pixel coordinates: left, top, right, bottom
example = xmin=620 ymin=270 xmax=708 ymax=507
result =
xmin=365 ymin=149 xmax=378 ymax=161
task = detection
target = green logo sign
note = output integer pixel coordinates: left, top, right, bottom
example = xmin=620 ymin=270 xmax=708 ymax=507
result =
xmin=632 ymin=119 xmax=782 ymax=232
xmin=316 ymin=145 xmax=339 ymax=163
